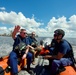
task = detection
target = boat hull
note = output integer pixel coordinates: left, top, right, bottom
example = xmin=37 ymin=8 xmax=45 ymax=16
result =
xmin=59 ymin=66 xmax=76 ymax=75
xmin=0 ymin=56 xmax=27 ymax=75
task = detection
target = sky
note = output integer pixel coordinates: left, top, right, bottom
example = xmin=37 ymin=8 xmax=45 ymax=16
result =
xmin=0 ymin=0 xmax=76 ymax=38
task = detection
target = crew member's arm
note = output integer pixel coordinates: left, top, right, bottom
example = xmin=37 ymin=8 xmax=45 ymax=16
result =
xmin=52 ymin=52 xmax=64 ymax=59
xmin=44 ymin=52 xmax=64 ymax=60
xmin=12 ymin=25 xmax=20 ymax=39
xmin=22 ymin=45 xmax=29 ymax=59
xmin=28 ymin=45 xmax=34 ymax=49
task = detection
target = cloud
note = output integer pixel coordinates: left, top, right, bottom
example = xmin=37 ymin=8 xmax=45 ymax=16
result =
xmin=69 ymin=15 xmax=76 ymax=30
xmin=46 ymin=16 xmax=76 ymax=38
xmin=47 ymin=16 xmax=69 ymax=30
xmin=0 ymin=27 xmax=8 ymax=34
xmin=0 ymin=11 xmax=76 ymax=38
xmin=0 ymin=11 xmax=43 ymax=27
xmin=0 ymin=7 xmax=6 ymax=11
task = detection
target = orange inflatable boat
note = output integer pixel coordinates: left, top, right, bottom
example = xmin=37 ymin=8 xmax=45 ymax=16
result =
xmin=59 ymin=66 xmax=76 ymax=75
xmin=0 ymin=55 xmax=27 ymax=75
xmin=0 ymin=51 xmax=76 ymax=75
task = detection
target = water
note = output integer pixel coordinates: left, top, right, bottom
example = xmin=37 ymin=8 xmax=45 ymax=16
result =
xmin=0 ymin=36 xmax=76 ymax=57
xmin=0 ymin=36 xmax=13 ymax=57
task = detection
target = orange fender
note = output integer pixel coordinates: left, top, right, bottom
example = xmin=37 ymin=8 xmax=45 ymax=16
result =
xmin=59 ymin=66 xmax=76 ymax=75
xmin=0 ymin=56 xmax=27 ymax=75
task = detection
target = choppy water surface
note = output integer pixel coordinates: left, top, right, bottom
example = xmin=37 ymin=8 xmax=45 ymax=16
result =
xmin=0 ymin=36 xmax=76 ymax=57
xmin=0 ymin=36 xmax=13 ymax=57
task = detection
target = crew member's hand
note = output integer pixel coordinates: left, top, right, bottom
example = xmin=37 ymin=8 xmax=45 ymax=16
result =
xmin=12 ymin=25 xmax=21 ymax=39
xmin=26 ymin=45 xmax=30 ymax=49
xmin=28 ymin=45 xmax=34 ymax=49
xmin=22 ymin=54 xmax=27 ymax=59
xmin=14 ymin=25 xmax=20 ymax=33
xmin=44 ymin=55 xmax=52 ymax=59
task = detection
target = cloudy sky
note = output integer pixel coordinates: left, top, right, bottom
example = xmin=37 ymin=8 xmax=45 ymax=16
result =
xmin=0 ymin=0 xmax=76 ymax=38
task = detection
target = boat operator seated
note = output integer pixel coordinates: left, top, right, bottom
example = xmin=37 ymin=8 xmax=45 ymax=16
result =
xmin=44 ymin=29 xmax=75 ymax=75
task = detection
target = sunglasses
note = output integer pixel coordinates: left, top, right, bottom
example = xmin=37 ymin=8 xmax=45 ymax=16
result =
xmin=20 ymin=32 xmax=27 ymax=34
xmin=23 ymin=32 xmax=27 ymax=34
xmin=54 ymin=34 xmax=58 ymax=37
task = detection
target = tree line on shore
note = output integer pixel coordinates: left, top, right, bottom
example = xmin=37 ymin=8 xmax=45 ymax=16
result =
xmin=0 ymin=32 xmax=38 ymax=37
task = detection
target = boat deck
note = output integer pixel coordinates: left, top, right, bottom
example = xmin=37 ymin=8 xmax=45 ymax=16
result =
xmin=18 ymin=57 xmax=50 ymax=75
xmin=18 ymin=56 xmax=76 ymax=75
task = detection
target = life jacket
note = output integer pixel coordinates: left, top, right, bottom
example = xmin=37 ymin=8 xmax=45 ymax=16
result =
xmin=64 ymin=40 xmax=76 ymax=66
xmin=13 ymin=35 xmax=27 ymax=56
xmin=51 ymin=39 xmax=57 ymax=47
xmin=29 ymin=36 xmax=38 ymax=48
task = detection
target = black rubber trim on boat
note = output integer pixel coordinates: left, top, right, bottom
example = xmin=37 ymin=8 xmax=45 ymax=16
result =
xmin=0 ymin=66 xmax=4 ymax=75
